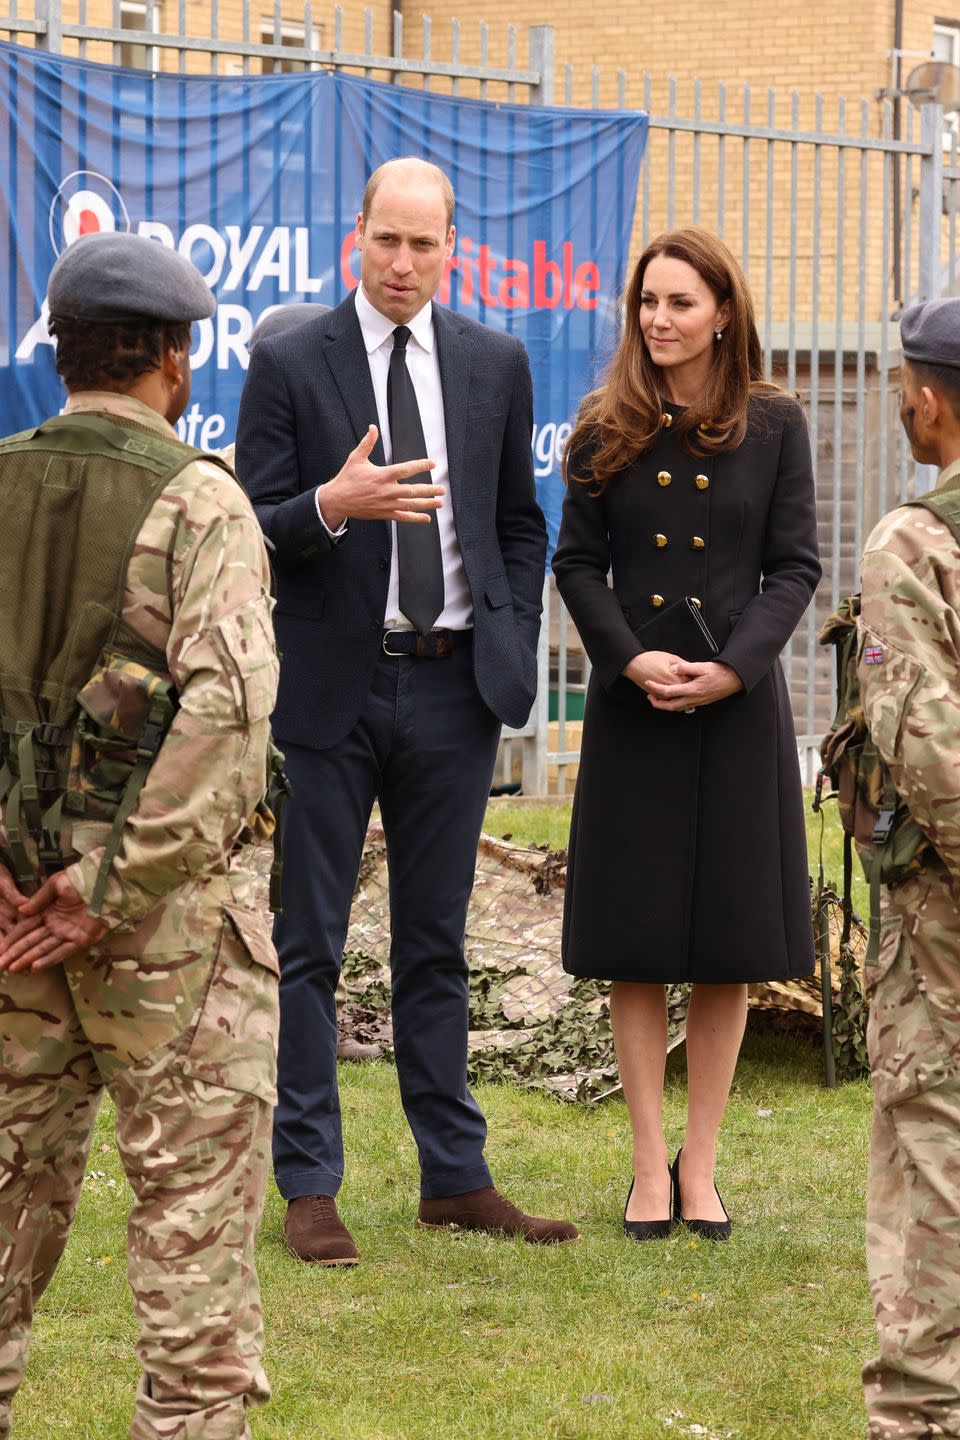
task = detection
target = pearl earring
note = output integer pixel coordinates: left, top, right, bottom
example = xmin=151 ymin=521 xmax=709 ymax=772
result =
xmin=715 ymin=329 xmax=723 ymax=342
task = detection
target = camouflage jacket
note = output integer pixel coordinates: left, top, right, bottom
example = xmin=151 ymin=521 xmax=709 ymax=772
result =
xmin=859 ymin=457 xmax=960 ymax=886
xmin=1 ymin=392 xmax=279 ymax=931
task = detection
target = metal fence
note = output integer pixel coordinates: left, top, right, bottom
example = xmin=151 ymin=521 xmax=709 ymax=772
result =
xmin=1 ymin=6 xmax=956 ymax=794
xmin=0 ymin=0 xmax=561 ymax=97
xmin=0 ymin=3 xmax=566 ymax=791
xmin=545 ymin=79 xmax=960 ymax=795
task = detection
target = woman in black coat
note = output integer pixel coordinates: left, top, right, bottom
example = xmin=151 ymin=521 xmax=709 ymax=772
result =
xmin=553 ymin=227 xmax=820 ymax=1242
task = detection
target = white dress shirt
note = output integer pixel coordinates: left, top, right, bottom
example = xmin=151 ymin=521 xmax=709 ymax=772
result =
xmin=318 ymin=286 xmax=473 ymax=632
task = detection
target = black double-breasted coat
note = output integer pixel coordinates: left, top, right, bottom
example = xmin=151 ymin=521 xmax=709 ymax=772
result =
xmin=552 ymin=393 xmax=822 ymax=983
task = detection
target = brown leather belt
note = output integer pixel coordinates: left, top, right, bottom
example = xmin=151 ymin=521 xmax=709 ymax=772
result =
xmin=381 ymin=629 xmax=459 ymax=659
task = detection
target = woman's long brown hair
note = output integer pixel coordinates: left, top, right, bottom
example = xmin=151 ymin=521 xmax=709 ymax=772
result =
xmin=565 ymin=227 xmax=778 ymax=493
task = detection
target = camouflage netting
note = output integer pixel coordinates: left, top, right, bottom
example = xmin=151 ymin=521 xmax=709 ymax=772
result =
xmin=252 ymin=824 xmax=869 ymax=1102
xmin=345 ymin=825 xmax=688 ymax=1103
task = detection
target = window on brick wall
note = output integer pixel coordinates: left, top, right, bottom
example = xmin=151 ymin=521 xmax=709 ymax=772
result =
xmin=259 ymin=19 xmax=323 ymax=73
xmin=933 ymin=22 xmax=960 ymax=147
xmin=119 ymin=1 xmax=158 ymax=70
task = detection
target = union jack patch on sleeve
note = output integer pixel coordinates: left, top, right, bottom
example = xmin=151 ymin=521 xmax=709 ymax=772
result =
xmin=863 ymin=644 xmax=884 ymax=665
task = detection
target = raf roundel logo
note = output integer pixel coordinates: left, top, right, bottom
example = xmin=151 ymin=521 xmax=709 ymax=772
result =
xmin=49 ymin=170 xmax=131 ymax=256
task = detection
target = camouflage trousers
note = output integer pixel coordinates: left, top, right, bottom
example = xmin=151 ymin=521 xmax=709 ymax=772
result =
xmin=0 ymin=886 xmax=279 ymax=1440
xmin=863 ymin=864 xmax=960 ymax=1439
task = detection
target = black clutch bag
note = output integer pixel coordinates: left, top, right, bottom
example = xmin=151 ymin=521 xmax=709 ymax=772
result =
xmin=632 ymin=596 xmax=719 ymax=662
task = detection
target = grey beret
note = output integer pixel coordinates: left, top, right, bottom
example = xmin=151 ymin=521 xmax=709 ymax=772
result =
xmin=901 ymin=297 xmax=960 ymax=370
xmin=47 ymin=232 xmax=216 ymax=323
xmin=250 ymin=301 xmax=330 ymax=349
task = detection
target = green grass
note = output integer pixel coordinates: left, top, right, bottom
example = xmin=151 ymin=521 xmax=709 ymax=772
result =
xmin=15 ymin=796 xmax=872 ymax=1438
xmin=18 ymin=1030 xmax=874 ymax=1440
xmin=484 ymin=791 xmax=869 ymax=922
xmin=484 ymin=800 xmax=572 ymax=851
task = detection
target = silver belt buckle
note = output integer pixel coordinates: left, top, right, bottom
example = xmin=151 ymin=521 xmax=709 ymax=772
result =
xmin=382 ymin=629 xmax=405 ymax=657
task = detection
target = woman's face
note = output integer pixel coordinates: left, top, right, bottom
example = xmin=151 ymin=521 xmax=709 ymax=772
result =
xmin=638 ymin=254 xmax=731 ymax=370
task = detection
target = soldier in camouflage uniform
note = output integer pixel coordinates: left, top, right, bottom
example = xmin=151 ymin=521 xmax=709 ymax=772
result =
xmin=859 ymin=296 xmax=960 ymax=1439
xmin=0 ymin=232 xmax=280 ymax=1440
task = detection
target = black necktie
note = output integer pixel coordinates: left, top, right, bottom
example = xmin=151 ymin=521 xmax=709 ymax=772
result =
xmin=388 ymin=325 xmax=444 ymax=635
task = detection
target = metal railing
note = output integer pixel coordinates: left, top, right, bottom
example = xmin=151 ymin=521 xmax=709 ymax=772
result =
xmin=0 ymin=4 xmax=569 ymax=794
xmin=1 ymin=0 xmax=561 ymax=99
xmin=1 ymin=6 xmax=956 ymax=793
xmin=546 ymin=78 xmax=959 ymax=794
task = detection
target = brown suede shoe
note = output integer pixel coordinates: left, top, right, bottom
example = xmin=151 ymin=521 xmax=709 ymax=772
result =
xmin=283 ymin=1196 xmax=359 ymax=1265
xmin=418 ymin=1186 xmax=579 ymax=1244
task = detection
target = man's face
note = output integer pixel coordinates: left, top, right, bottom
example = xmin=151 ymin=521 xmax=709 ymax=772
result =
xmin=355 ymin=174 xmax=454 ymax=325
xmin=898 ymin=361 xmax=938 ymax=466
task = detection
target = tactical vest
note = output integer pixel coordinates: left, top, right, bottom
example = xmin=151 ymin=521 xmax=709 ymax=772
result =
xmin=0 ymin=412 xmax=235 ymax=914
xmin=817 ymin=478 xmax=960 ymax=959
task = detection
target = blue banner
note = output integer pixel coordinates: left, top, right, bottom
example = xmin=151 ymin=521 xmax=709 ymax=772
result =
xmin=0 ymin=40 xmax=646 ymax=552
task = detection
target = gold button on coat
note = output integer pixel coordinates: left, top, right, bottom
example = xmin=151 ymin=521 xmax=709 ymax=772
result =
xmin=691 ymin=536 xmax=705 ymax=550
xmin=653 ymin=533 xmax=668 ymax=548
xmin=657 ymin=470 xmax=672 ymax=487
xmin=694 ymin=474 xmax=710 ymax=490
xmin=690 ymin=596 xmax=702 ymax=608
xmin=650 ymin=594 xmax=665 ymax=608
xmin=661 ymin=411 xmax=673 ymax=428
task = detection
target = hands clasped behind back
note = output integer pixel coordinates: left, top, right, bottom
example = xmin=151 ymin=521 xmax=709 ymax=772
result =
xmin=0 ymin=869 xmax=107 ymax=973
xmin=316 ymin=423 xmax=444 ymax=531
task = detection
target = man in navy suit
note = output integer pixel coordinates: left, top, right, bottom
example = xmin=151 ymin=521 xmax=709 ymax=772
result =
xmin=236 ymin=157 xmax=576 ymax=1262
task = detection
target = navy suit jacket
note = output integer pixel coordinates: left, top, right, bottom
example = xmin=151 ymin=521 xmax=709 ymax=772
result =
xmin=235 ymin=293 xmax=548 ymax=750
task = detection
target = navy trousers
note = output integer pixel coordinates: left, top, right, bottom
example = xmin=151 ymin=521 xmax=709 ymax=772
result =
xmin=272 ymin=637 xmax=502 ymax=1201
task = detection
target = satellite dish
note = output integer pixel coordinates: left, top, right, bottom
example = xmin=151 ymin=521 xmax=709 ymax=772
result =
xmin=904 ymin=60 xmax=960 ymax=112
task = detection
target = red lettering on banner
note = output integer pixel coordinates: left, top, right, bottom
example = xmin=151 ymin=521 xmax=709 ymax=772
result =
xmin=478 ymin=244 xmax=497 ymax=306
xmin=575 ymin=260 xmax=600 ymax=310
xmin=563 ymin=242 xmax=575 ymax=307
xmin=498 ymin=260 xmax=530 ymax=309
xmin=533 ymin=241 xmax=562 ymax=309
xmin=458 ymin=236 xmax=475 ymax=305
xmin=338 ymin=230 xmax=601 ymax=310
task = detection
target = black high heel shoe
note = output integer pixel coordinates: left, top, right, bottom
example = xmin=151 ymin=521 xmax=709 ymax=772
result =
xmin=670 ymin=1148 xmax=732 ymax=1242
xmin=623 ymin=1176 xmax=674 ymax=1242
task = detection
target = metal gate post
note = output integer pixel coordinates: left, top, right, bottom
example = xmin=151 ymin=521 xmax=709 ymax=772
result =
xmin=35 ymin=0 xmax=63 ymax=51
xmin=526 ymin=26 xmax=554 ymax=793
xmin=523 ymin=575 xmax=550 ymax=797
xmin=918 ymin=101 xmax=945 ymax=303
xmin=915 ymin=100 xmax=947 ymax=495
xmin=528 ymin=26 xmax=554 ymax=107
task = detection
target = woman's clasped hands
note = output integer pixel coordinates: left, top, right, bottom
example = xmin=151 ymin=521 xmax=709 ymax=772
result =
xmin=622 ymin=650 xmax=743 ymax=712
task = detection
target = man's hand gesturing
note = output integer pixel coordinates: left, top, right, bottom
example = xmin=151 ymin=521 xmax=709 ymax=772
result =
xmin=317 ymin=425 xmax=443 ymax=531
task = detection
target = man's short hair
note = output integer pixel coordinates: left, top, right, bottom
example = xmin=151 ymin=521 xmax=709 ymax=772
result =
xmin=361 ymin=158 xmax=455 ymax=229
xmin=48 ymin=316 xmax=191 ymax=391
xmin=908 ymin=358 xmax=960 ymax=421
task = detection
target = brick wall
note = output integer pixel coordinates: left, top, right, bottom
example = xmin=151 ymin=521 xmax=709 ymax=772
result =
xmin=36 ymin=0 xmax=960 ymax=321
xmin=386 ymin=0 xmax=958 ymax=326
